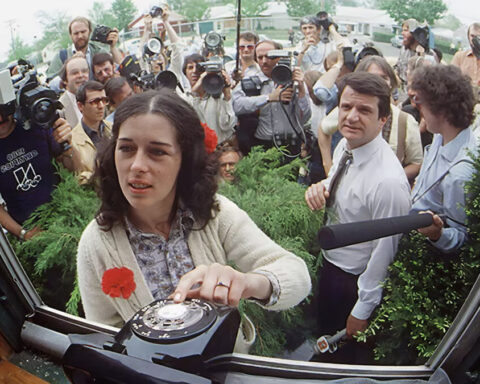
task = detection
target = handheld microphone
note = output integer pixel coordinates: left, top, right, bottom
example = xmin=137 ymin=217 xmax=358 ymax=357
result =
xmin=318 ymin=213 xmax=444 ymax=250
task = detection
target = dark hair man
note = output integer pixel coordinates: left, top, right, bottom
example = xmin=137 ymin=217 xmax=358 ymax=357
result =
xmin=71 ymin=81 xmax=111 ymax=184
xmin=92 ymin=53 xmax=118 ymax=84
xmin=59 ymin=53 xmax=90 ymax=128
xmin=104 ymin=77 xmax=134 ymax=123
xmin=410 ymin=65 xmax=477 ymax=253
xmin=232 ymin=40 xmax=311 ymax=155
xmin=394 ymin=19 xmax=434 ymax=88
xmin=451 ymin=22 xmax=480 ymax=86
xmin=305 ymin=72 xmax=411 ymax=363
xmin=0 ymin=71 xmax=81 ymax=240
xmin=296 ymin=16 xmax=336 ymax=73
xmin=182 ymin=54 xmax=237 ymax=144
xmin=47 ymin=16 xmax=123 ymax=80
xmin=225 ymin=31 xmax=261 ymax=80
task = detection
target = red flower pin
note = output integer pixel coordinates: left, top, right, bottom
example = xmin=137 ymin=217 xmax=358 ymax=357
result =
xmin=102 ymin=267 xmax=136 ymax=299
xmin=202 ymin=122 xmax=218 ymax=154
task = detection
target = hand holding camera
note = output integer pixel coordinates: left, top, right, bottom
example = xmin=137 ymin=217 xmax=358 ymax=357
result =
xmin=52 ymin=117 xmax=73 ymax=148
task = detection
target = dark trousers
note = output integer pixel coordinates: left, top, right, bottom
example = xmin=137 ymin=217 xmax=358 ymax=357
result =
xmin=313 ymin=259 xmax=374 ymax=364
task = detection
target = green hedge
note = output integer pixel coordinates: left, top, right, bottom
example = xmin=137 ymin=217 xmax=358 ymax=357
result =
xmin=373 ymin=32 xmax=395 ymax=44
xmin=361 ymin=148 xmax=480 ymax=364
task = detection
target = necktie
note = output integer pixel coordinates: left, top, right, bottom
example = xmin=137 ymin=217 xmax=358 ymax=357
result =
xmin=326 ymin=149 xmax=353 ymax=208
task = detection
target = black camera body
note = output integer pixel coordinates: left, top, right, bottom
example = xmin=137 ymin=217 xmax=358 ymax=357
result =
xmin=91 ymin=25 xmax=113 ymax=44
xmin=119 ymin=54 xmax=177 ymax=91
xmin=150 ymin=5 xmax=163 ymax=18
xmin=267 ymin=50 xmax=297 ymax=86
xmin=204 ymin=31 xmax=225 ymax=56
xmin=198 ymin=57 xmax=224 ymax=97
xmin=471 ymin=35 xmax=480 ymax=58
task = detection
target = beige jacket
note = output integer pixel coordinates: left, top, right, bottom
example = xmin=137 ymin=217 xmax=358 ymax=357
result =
xmin=71 ymin=120 xmax=112 ymax=184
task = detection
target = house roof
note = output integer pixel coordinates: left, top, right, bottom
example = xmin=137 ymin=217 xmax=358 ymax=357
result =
xmin=203 ymin=4 xmax=236 ymax=20
xmin=335 ymin=6 xmax=395 ymax=26
xmin=259 ymin=2 xmax=288 ymax=17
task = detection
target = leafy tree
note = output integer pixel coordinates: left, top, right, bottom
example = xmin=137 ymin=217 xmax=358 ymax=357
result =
xmin=377 ymin=0 xmax=447 ymax=25
xmin=36 ymin=11 xmax=71 ymax=50
xmin=286 ymin=0 xmax=335 ymax=18
xmin=89 ymin=1 xmax=117 ymax=28
xmin=111 ymin=0 xmax=138 ymax=31
xmin=8 ymin=36 xmax=34 ymax=62
xmin=225 ymin=0 xmax=269 ymax=17
xmin=434 ymin=13 xmax=462 ymax=31
xmin=170 ymin=0 xmax=210 ymax=21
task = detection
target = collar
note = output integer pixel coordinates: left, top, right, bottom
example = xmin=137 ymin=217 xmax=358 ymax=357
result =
xmin=72 ymin=44 xmax=91 ymax=56
xmin=347 ymin=133 xmax=383 ymax=167
xmin=81 ymin=119 xmax=105 ymax=139
xmin=125 ymin=207 xmax=194 ymax=241
xmin=438 ymin=128 xmax=473 ymax=163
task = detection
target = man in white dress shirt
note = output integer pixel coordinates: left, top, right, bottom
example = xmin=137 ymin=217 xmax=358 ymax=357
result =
xmin=305 ymin=72 xmax=411 ymax=363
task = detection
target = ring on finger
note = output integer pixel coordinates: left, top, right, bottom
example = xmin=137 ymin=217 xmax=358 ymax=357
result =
xmin=216 ymin=281 xmax=230 ymax=289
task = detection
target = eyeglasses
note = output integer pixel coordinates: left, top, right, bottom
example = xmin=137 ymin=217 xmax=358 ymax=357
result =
xmin=239 ymin=44 xmax=255 ymax=50
xmin=87 ymin=97 xmax=109 ymax=106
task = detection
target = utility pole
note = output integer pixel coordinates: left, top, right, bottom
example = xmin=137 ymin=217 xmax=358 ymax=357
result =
xmin=6 ymin=19 xmax=17 ymax=53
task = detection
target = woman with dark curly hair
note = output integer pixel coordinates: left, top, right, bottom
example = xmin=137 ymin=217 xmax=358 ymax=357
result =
xmin=410 ymin=64 xmax=477 ymax=253
xmin=76 ymin=90 xmax=311 ymax=350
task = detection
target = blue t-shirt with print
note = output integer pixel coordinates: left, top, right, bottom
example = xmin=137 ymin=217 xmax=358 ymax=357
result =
xmin=0 ymin=122 xmax=63 ymax=224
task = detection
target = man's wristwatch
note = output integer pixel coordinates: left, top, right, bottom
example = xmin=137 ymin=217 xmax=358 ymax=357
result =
xmin=19 ymin=228 xmax=27 ymax=240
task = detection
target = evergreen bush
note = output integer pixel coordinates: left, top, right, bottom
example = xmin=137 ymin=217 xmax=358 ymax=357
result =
xmin=219 ymin=147 xmax=324 ymax=356
xmin=10 ymin=163 xmax=99 ymax=315
xmin=361 ymin=151 xmax=480 ymax=364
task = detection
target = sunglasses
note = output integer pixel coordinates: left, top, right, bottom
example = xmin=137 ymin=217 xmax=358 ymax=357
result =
xmin=87 ymin=97 xmax=109 ymax=106
xmin=239 ymin=44 xmax=255 ymax=50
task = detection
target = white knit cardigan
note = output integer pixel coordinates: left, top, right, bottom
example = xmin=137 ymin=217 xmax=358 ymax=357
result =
xmin=77 ymin=194 xmax=312 ymax=328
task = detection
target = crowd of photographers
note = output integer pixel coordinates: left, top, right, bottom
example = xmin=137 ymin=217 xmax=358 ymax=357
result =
xmin=1 ymin=4 xmax=480 ymax=363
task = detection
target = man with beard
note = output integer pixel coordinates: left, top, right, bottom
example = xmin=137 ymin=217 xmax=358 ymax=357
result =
xmin=47 ymin=17 xmax=123 ymax=80
xmin=232 ymin=40 xmax=311 ymax=155
xmin=452 ymin=22 xmax=480 ymax=87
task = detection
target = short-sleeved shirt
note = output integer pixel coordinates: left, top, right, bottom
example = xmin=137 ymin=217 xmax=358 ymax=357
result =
xmin=0 ymin=123 xmax=62 ymax=224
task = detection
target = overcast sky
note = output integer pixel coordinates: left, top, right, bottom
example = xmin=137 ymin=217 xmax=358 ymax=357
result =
xmin=0 ymin=0 xmax=479 ymax=57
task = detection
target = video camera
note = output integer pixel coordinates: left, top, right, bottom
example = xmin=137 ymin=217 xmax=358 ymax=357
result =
xmin=267 ymin=50 xmax=298 ymax=86
xmin=342 ymin=43 xmax=383 ymax=71
xmin=197 ymin=57 xmax=224 ymax=97
xmin=119 ymin=54 xmax=178 ymax=91
xmin=203 ymin=31 xmax=225 ymax=56
xmin=411 ymin=25 xmax=430 ymax=52
xmin=472 ymin=35 xmax=480 ymax=59
xmin=0 ymin=59 xmax=69 ymax=150
xmin=91 ymin=25 xmax=113 ymax=45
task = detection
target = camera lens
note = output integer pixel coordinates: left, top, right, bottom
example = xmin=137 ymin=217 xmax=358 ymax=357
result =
xmin=155 ymin=71 xmax=178 ymax=90
xmin=202 ymin=73 xmax=224 ymax=96
xmin=205 ymin=32 xmax=222 ymax=49
xmin=271 ymin=65 xmax=292 ymax=86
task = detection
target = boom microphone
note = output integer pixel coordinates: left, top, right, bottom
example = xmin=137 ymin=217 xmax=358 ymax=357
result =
xmin=318 ymin=213 xmax=441 ymax=250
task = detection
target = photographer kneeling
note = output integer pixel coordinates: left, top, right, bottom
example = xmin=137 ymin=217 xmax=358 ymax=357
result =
xmin=0 ymin=70 xmax=81 ymax=240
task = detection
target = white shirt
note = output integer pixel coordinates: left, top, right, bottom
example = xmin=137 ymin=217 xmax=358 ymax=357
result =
xmin=184 ymin=93 xmax=237 ymax=144
xmin=65 ymin=90 xmax=83 ymax=125
xmin=323 ymin=133 xmax=411 ymax=320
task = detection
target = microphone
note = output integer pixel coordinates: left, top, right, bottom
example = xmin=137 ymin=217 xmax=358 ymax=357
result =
xmin=318 ymin=213 xmax=443 ymax=250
